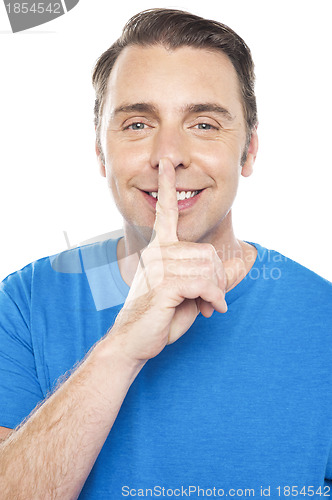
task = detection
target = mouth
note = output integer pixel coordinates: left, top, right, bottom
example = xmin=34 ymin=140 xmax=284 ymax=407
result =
xmin=146 ymin=189 xmax=202 ymax=201
xmin=140 ymin=188 xmax=205 ymax=211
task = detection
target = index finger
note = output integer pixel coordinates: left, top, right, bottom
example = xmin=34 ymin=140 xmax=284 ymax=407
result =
xmin=151 ymin=157 xmax=179 ymax=245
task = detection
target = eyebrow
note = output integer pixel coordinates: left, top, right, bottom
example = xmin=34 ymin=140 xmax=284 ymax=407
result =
xmin=112 ymin=103 xmax=158 ymax=118
xmin=112 ymin=102 xmax=235 ymax=122
xmin=183 ymin=103 xmax=235 ymax=122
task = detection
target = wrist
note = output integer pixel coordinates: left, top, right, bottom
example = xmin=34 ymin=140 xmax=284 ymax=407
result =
xmin=94 ymin=328 xmax=147 ymax=381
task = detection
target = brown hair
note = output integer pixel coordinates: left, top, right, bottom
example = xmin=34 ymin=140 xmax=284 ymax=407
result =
xmin=92 ymin=8 xmax=258 ymax=164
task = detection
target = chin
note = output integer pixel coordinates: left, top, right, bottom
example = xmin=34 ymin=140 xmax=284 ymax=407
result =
xmin=176 ymin=226 xmax=202 ymax=243
xmin=124 ymin=221 xmax=155 ymax=248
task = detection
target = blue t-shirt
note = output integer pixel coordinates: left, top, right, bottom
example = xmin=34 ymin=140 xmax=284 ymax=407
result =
xmin=0 ymin=239 xmax=332 ymax=498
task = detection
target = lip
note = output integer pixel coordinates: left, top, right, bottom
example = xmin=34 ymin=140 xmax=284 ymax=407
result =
xmin=140 ymin=189 xmax=205 ymax=211
xmin=141 ymin=188 xmax=204 ymax=192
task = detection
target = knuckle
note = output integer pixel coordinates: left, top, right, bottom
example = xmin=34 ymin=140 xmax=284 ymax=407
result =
xmin=201 ymin=243 xmax=216 ymax=259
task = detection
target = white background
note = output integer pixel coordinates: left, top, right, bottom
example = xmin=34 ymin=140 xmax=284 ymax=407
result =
xmin=0 ymin=0 xmax=331 ymax=282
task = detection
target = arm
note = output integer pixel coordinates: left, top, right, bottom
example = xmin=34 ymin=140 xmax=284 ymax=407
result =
xmin=0 ymin=332 xmax=145 ymax=499
xmin=0 ymin=427 xmax=11 ymax=443
xmin=0 ymin=158 xmax=239 ymax=499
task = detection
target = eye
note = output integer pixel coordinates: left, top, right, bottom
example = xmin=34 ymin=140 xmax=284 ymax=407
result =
xmin=126 ymin=122 xmax=147 ymax=131
xmin=196 ymin=123 xmax=217 ymax=130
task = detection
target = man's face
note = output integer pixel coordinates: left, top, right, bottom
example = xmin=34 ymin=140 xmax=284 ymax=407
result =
xmin=97 ymin=45 xmax=256 ymax=244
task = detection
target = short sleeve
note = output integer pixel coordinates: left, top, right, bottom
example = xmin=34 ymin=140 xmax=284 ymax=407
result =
xmin=0 ymin=271 xmax=44 ymax=429
xmin=326 ymin=444 xmax=332 ymax=481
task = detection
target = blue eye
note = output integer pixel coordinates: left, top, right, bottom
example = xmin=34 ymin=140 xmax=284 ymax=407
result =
xmin=197 ymin=123 xmax=214 ymax=130
xmin=128 ymin=122 xmax=145 ymax=130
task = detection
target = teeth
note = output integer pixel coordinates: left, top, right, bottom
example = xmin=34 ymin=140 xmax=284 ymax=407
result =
xmin=177 ymin=190 xmax=200 ymax=200
xmin=148 ymin=190 xmax=199 ymax=200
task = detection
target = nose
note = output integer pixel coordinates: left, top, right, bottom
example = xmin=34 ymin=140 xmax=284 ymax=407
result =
xmin=150 ymin=125 xmax=191 ymax=170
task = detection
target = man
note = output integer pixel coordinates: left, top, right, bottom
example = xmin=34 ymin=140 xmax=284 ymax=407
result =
xmin=0 ymin=8 xmax=331 ymax=499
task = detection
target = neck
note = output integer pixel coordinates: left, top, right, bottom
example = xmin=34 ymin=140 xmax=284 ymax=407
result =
xmin=116 ymin=211 xmax=257 ymax=288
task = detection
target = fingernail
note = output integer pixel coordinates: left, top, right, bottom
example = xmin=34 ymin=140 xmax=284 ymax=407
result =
xmin=159 ymin=160 xmax=164 ymax=174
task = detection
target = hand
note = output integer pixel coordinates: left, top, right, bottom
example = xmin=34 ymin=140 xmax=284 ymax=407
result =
xmin=112 ymin=158 xmax=244 ymax=363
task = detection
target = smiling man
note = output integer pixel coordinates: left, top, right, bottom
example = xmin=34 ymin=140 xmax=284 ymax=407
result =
xmin=97 ymin=42 xmax=258 ymax=288
xmin=0 ymin=8 xmax=332 ymax=500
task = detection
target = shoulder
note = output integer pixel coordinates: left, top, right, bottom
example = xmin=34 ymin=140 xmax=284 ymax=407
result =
xmin=249 ymin=242 xmax=331 ymax=303
xmin=252 ymin=242 xmax=331 ymax=287
xmin=1 ymin=239 xmax=104 ymax=291
xmin=0 ymin=238 xmax=123 ymax=312
xmin=2 ymin=238 xmax=119 ymax=283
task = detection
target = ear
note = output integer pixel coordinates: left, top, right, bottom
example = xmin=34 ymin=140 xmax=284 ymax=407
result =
xmin=241 ymin=126 xmax=258 ymax=178
xmin=95 ymin=139 xmax=106 ymax=178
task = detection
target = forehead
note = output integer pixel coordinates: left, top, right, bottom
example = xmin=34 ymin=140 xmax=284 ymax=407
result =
xmin=104 ymin=44 xmax=243 ymax=118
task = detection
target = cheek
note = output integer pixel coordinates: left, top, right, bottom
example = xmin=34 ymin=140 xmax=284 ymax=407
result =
xmin=103 ymin=141 xmax=127 ymax=189
xmin=196 ymin=142 xmax=241 ymax=183
xmin=103 ymin=159 xmax=123 ymax=202
xmin=103 ymin=154 xmax=140 ymax=203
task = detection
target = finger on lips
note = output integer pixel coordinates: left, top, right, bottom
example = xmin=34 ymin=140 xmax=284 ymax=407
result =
xmin=148 ymin=157 xmax=235 ymax=315
xmin=151 ymin=158 xmax=179 ymax=245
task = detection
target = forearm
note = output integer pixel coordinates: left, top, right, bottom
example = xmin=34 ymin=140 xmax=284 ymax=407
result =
xmin=0 ymin=331 xmax=145 ymax=500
